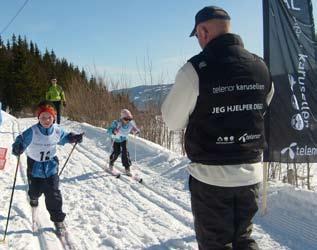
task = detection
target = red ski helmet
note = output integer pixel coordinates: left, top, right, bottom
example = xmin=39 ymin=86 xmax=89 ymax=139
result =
xmin=36 ymin=101 xmax=57 ymax=118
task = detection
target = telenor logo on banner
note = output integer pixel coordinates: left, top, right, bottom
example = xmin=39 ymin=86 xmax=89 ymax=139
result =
xmin=281 ymin=142 xmax=297 ymax=159
xmin=281 ymin=142 xmax=317 ymax=159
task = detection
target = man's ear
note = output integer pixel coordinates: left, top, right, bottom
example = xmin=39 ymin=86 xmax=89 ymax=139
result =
xmin=201 ymin=25 xmax=209 ymax=40
xmin=196 ymin=25 xmax=203 ymax=37
xmin=196 ymin=25 xmax=208 ymax=38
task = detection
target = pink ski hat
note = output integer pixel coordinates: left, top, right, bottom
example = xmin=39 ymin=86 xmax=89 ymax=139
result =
xmin=120 ymin=109 xmax=133 ymax=120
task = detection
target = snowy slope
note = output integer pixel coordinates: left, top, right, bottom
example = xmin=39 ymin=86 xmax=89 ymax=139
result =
xmin=0 ymin=111 xmax=317 ymax=250
xmin=112 ymin=84 xmax=172 ymax=110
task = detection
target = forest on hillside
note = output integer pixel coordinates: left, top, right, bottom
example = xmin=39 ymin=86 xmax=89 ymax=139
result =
xmin=1 ymin=34 xmax=85 ymax=111
xmin=0 ymin=34 xmax=174 ymax=149
xmin=0 ymin=34 xmax=142 ymax=120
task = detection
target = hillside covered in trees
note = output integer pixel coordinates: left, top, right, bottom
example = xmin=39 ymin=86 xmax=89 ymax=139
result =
xmin=0 ymin=34 xmax=171 ymax=148
xmin=0 ymin=34 xmax=90 ymax=112
xmin=0 ymin=34 xmax=137 ymax=121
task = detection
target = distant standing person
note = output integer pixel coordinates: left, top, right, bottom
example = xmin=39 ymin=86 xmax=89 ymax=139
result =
xmin=162 ymin=6 xmax=274 ymax=250
xmin=46 ymin=77 xmax=66 ymax=124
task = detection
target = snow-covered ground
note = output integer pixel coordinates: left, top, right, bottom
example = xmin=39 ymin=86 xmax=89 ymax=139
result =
xmin=0 ymin=111 xmax=316 ymax=250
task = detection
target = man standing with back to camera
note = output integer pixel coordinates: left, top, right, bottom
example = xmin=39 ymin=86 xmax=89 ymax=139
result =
xmin=162 ymin=6 xmax=274 ymax=250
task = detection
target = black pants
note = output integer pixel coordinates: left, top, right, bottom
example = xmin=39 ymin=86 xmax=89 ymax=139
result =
xmin=52 ymin=101 xmax=61 ymax=124
xmin=27 ymin=159 xmax=65 ymax=222
xmin=109 ymin=141 xmax=131 ymax=169
xmin=189 ymin=176 xmax=259 ymax=250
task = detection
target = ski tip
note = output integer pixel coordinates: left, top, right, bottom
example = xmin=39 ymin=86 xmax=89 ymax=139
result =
xmin=0 ymin=239 xmax=8 ymax=250
xmin=116 ymin=174 xmax=121 ymax=178
xmin=138 ymin=178 xmax=143 ymax=183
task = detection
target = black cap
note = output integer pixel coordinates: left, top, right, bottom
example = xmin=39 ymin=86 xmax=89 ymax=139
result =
xmin=190 ymin=6 xmax=231 ymax=37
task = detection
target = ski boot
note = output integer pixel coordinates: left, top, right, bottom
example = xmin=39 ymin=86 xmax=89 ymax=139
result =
xmin=125 ymin=168 xmax=132 ymax=177
xmin=29 ymin=198 xmax=39 ymax=207
xmin=54 ymin=222 xmax=66 ymax=236
xmin=108 ymin=163 xmax=113 ymax=171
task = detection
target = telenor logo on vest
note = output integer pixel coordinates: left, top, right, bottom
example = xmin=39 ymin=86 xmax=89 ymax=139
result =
xmin=238 ymin=133 xmax=261 ymax=143
xmin=281 ymin=142 xmax=317 ymax=159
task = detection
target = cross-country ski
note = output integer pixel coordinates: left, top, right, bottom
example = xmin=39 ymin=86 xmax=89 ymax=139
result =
xmin=31 ymin=207 xmax=39 ymax=234
xmin=104 ymin=166 xmax=121 ymax=178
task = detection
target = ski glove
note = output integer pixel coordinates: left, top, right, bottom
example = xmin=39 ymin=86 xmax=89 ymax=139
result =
xmin=68 ymin=133 xmax=84 ymax=143
xmin=12 ymin=142 xmax=24 ymax=156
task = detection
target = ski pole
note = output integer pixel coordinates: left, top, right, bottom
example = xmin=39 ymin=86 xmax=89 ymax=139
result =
xmin=132 ymin=134 xmax=141 ymax=170
xmin=59 ymin=142 xmax=77 ymax=177
xmin=107 ymin=139 xmax=114 ymax=167
xmin=1 ymin=155 xmax=20 ymax=242
xmin=134 ymin=134 xmax=137 ymax=163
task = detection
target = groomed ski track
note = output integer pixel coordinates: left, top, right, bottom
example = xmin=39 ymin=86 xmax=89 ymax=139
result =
xmin=0 ymin=114 xmax=317 ymax=249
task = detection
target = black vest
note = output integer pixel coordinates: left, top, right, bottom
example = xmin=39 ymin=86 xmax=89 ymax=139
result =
xmin=185 ymin=33 xmax=271 ymax=165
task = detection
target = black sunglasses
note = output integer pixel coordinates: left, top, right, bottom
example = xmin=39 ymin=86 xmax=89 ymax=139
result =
xmin=123 ymin=117 xmax=131 ymax=121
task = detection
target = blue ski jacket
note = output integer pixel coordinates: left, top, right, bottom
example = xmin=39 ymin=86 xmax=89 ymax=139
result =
xmin=107 ymin=119 xmax=140 ymax=143
xmin=12 ymin=123 xmax=71 ymax=178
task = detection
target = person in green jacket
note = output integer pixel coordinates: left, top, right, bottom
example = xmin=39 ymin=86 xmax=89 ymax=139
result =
xmin=45 ymin=78 xmax=66 ymax=124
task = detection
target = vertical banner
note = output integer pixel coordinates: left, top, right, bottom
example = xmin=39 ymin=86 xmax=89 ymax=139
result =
xmin=263 ymin=0 xmax=317 ymax=163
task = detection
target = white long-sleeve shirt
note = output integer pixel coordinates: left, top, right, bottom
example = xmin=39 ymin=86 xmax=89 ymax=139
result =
xmin=161 ymin=62 xmax=274 ymax=187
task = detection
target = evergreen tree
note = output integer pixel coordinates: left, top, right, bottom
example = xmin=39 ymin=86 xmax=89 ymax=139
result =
xmin=0 ymin=33 xmax=109 ymax=114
